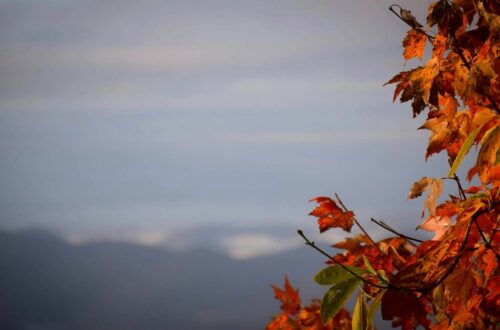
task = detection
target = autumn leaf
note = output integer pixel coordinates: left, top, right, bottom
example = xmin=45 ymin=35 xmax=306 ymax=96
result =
xmin=424 ymin=178 xmax=443 ymax=217
xmin=309 ymin=196 xmax=355 ymax=232
xmin=448 ymin=126 xmax=481 ymax=177
xmin=409 ymin=63 xmax=438 ymax=105
xmin=435 ymin=198 xmax=461 ymax=218
xmin=271 ymin=276 xmax=301 ymax=315
xmin=399 ymin=8 xmax=423 ymax=29
xmin=432 ymin=34 xmax=447 ymax=60
xmin=417 ymin=216 xmax=451 ymax=240
xmin=366 ymin=290 xmax=384 ymax=330
xmin=419 ymin=113 xmax=450 ymax=159
xmin=475 ymin=246 xmax=497 ymax=282
xmin=403 ymin=29 xmax=426 ymax=60
xmin=266 ymin=314 xmax=293 ymax=330
xmin=351 ymin=292 xmax=368 ymax=330
xmin=408 ymin=177 xmax=431 ymax=199
xmin=381 ymin=290 xmax=430 ymax=330
xmin=477 ymin=125 xmax=500 ymax=184
xmin=270 ymin=2 xmax=500 ymax=329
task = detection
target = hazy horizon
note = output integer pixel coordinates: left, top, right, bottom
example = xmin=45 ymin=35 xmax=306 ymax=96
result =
xmin=0 ymin=0 xmax=445 ymax=258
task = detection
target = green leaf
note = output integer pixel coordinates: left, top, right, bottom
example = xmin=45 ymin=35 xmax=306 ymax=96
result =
xmin=352 ymin=291 xmax=368 ymax=330
xmin=362 ymin=255 xmax=377 ymax=275
xmin=378 ymin=269 xmax=389 ymax=282
xmin=432 ymin=285 xmax=447 ymax=323
xmin=320 ymin=277 xmax=360 ymax=323
xmin=367 ymin=290 xmax=385 ymax=329
xmin=448 ymin=126 xmax=481 ymax=177
xmin=314 ymin=265 xmax=365 ymax=285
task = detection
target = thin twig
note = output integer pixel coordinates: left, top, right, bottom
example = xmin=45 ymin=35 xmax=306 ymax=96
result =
xmin=296 ymin=230 xmax=390 ymax=290
xmin=388 ymin=5 xmax=500 ymax=116
xmin=475 ymin=218 xmax=500 ymax=262
xmin=298 ymin=218 xmax=475 ymax=293
xmin=444 ymin=159 xmax=466 ymax=200
xmin=474 ymin=220 xmax=488 ymax=244
xmin=371 ymin=218 xmax=424 ymax=244
xmin=297 ymin=229 xmax=402 ymax=291
xmin=422 ymin=217 xmax=474 ymax=291
xmin=334 ymin=193 xmax=384 ymax=255
xmin=453 ymin=174 xmax=466 ymax=200
xmin=487 ymin=216 xmax=499 ymax=246
xmin=388 ymin=4 xmax=434 ymax=40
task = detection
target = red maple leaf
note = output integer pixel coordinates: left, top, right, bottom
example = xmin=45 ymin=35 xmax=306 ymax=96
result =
xmin=309 ymin=197 xmax=355 ymax=232
xmin=271 ymin=276 xmax=301 ymax=315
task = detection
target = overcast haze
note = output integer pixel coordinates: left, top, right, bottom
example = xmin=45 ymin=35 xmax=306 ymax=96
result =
xmin=0 ymin=0 xmax=450 ymax=257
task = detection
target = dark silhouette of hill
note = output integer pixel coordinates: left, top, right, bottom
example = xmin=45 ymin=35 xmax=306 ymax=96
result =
xmin=0 ymin=228 xmax=327 ymax=330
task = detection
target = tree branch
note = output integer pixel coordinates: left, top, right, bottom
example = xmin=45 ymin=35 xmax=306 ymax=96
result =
xmin=297 ymin=230 xmax=390 ymax=289
xmin=388 ymin=5 xmax=500 ymax=116
xmin=388 ymin=4 xmax=434 ymax=40
xmin=297 ymin=229 xmax=428 ymax=292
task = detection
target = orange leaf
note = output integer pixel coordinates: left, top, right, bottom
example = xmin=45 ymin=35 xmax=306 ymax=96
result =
xmin=381 ymin=290 xmax=430 ymax=329
xmin=265 ymin=314 xmax=294 ymax=330
xmin=438 ymin=93 xmax=457 ymax=121
xmin=432 ymin=33 xmax=447 ymax=60
xmin=309 ymin=197 xmax=355 ymax=233
xmin=419 ymin=113 xmax=450 ymax=158
xmin=271 ymin=276 xmax=301 ymax=316
xmin=417 ymin=216 xmax=451 ymax=240
xmin=403 ymin=29 xmax=427 ymax=60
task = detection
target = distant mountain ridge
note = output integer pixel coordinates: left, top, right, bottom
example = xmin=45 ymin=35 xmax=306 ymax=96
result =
xmin=0 ymin=227 xmax=326 ymax=330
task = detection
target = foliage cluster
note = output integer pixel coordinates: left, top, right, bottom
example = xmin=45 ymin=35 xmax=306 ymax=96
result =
xmin=267 ymin=1 xmax=499 ymax=329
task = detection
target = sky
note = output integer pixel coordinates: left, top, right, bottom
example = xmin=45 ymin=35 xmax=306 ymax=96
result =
xmin=0 ymin=0 xmax=453 ymax=257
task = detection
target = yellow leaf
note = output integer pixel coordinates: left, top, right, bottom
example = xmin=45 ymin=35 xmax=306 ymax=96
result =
xmin=477 ymin=125 xmax=500 ymax=184
xmin=403 ymin=30 xmax=427 ymax=60
xmin=424 ymin=178 xmax=443 ymax=217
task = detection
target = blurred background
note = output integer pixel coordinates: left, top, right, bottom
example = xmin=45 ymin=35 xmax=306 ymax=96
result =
xmin=0 ymin=0 xmax=447 ymax=329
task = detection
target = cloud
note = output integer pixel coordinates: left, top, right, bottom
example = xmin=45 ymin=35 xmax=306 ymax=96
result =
xmin=221 ymin=234 xmax=301 ymax=260
xmin=65 ymin=230 xmax=171 ymax=247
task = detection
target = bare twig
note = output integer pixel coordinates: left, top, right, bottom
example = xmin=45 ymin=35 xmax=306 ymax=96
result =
xmin=297 ymin=230 xmax=430 ymax=292
xmin=388 ymin=4 xmax=500 ymax=116
xmin=474 ymin=218 xmax=500 ymax=262
xmin=371 ymin=218 xmax=424 ymax=244
xmin=423 ymin=217 xmax=474 ymax=291
xmin=334 ymin=193 xmax=384 ymax=255
xmin=389 ymin=4 xmax=434 ymax=40
xmin=297 ymin=230 xmax=390 ymax=290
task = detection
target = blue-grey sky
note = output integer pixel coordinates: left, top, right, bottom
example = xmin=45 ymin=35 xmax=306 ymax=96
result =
xmin=0 ymin=0 xmax=452 ymax=255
